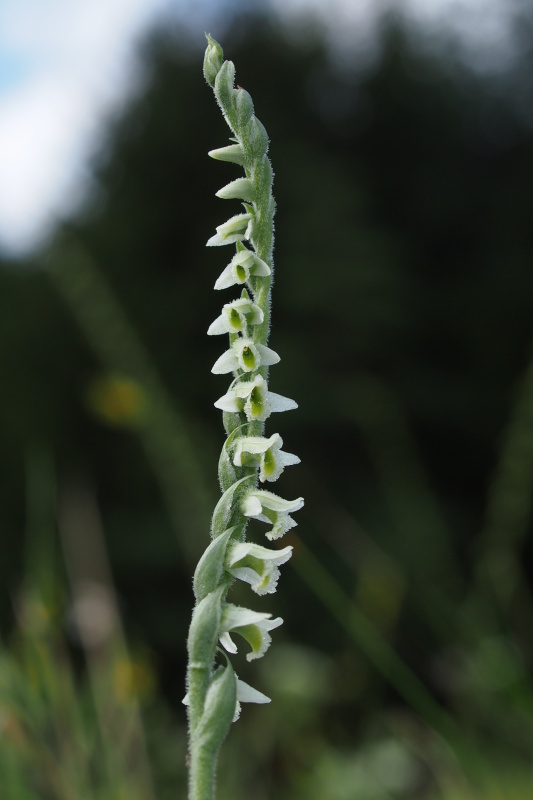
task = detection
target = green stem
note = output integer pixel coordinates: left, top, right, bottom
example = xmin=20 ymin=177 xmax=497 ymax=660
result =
xmin=189 ymin=745 xmax=218 ymax=800
xmin=186 ymin=37 xmax=295 ymax=799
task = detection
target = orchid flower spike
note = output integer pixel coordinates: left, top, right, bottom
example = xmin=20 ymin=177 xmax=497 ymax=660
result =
xmin=186 ymin=35 xmax=304 ymax=800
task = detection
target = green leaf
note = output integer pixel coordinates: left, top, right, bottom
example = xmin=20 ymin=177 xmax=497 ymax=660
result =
xmin=193 ymin=526 xmax=242 ymax=601
xmin=195 ymin=663 xmax=237 ymax=754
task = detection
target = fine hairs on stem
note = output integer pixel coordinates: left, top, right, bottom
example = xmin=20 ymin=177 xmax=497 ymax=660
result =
xmin=183 ymin=35 xmax=303 ymax=800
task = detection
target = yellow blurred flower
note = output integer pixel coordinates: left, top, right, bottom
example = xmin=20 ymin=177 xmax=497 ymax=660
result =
xmin=112 ymin=656 xmax=154 ymax=703
xmin=86 ymin=374 xmax=146 ymax=427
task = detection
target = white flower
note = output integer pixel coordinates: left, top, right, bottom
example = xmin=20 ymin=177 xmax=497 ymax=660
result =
xmin=233 ymin=433 xmax=300 ymax=482
xmin=214 ymin=248 xmax=270 ymax=290
xmin=212 ymin=338 xmax=279 ymax=375
xmin=207 ymin=212 xmax=253 ymax=246
xmin=226 ymin=541 xmax=293 ymax=594
xmin=208 ymin=297 xmax=263 ymax=336
xmin=214 ymin=374 xmax=297 ymax=421
xmin=242 ymin=490 xmax=304 ymax=540
xmin=219 ymin=604 xmax=283 ymax=661
xmin=232 ymin=677 xmax=270 ymax=721
xmin=182 ymin=676 xmax=270 ymax=723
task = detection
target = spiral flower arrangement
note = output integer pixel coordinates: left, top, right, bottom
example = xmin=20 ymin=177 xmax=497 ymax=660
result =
xmin=184 ymin=35 xmax=303 ymax=799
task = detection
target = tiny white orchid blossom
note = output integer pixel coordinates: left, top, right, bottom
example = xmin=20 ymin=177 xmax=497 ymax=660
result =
xmin=226 ymin=541 xmax=293 ymax=595
xmin=214 ymin=374 xmax=297 ymax=421
xmin=208 ymin=297 xmax=263 ymax=335
xmin=232 ymin=677 xmax=271 ymax=721
xmin=219 ymin=604 xmax=283 ymax=661
xmin=207 ymin=212 xmax=253 ymax=246
xmin=242 ymin=490 xmax=304 ymax=540
xmin=214 ymin=247 xmax=270 ymax=290
xmin=182 ymin=676 xmax=270 ymax=723
xmin=233 ymin=432 xmax=300 ymax=482
xmin=212 ymin=338 xmax=280 ymax=375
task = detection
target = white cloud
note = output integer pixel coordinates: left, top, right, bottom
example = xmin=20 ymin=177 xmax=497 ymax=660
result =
xmin=0 ymin=0 xmax=170 ymax=257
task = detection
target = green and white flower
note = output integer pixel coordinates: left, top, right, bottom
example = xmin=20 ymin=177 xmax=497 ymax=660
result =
xmin=208 ymin=295 xmax=263 ymax=335
xmin=226 ymin=541 xmax=293 ymax=595
xmin=182 ymin=675 xmax=270 ymax=724
xmin=233 ymin=432 xmax=300 ymax=482
xmin=219 ymin=603 xmax=283 ymax=661
xmin=214 ymin=374 xmax=297 ymax=421
xmin=214 ymin=246 xmax=271 ymax=290
xmin=242 ymin=489 xmax=304 ymax=540
xmin=212 ymin=338 xmax=280 ymax=375
xmin=207 ymin=211 xmax=253 ymax=247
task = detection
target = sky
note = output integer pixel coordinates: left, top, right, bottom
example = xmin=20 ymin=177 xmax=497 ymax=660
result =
xmin=0 ymin=0 xmax=526 ymax=258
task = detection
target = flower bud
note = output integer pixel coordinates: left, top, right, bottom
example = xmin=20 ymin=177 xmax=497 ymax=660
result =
xmin=216 ymin=178 xmax=255 ymax=202
xmin=234 ymin=88 xmax=254 ymax=132
xmin=203 ymin=34 xmax=224 ymax=87
xmin=215 ymin=60 xmax=236 ymax=116
xmin=247 ymin=116 xmax=269 ymax=161
xmin=208 ymin=143 xmax=245 ymax=166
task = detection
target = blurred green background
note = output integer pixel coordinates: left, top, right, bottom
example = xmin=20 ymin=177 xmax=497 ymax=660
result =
xmin=1 ymin=5 xmax=533 ymax=798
